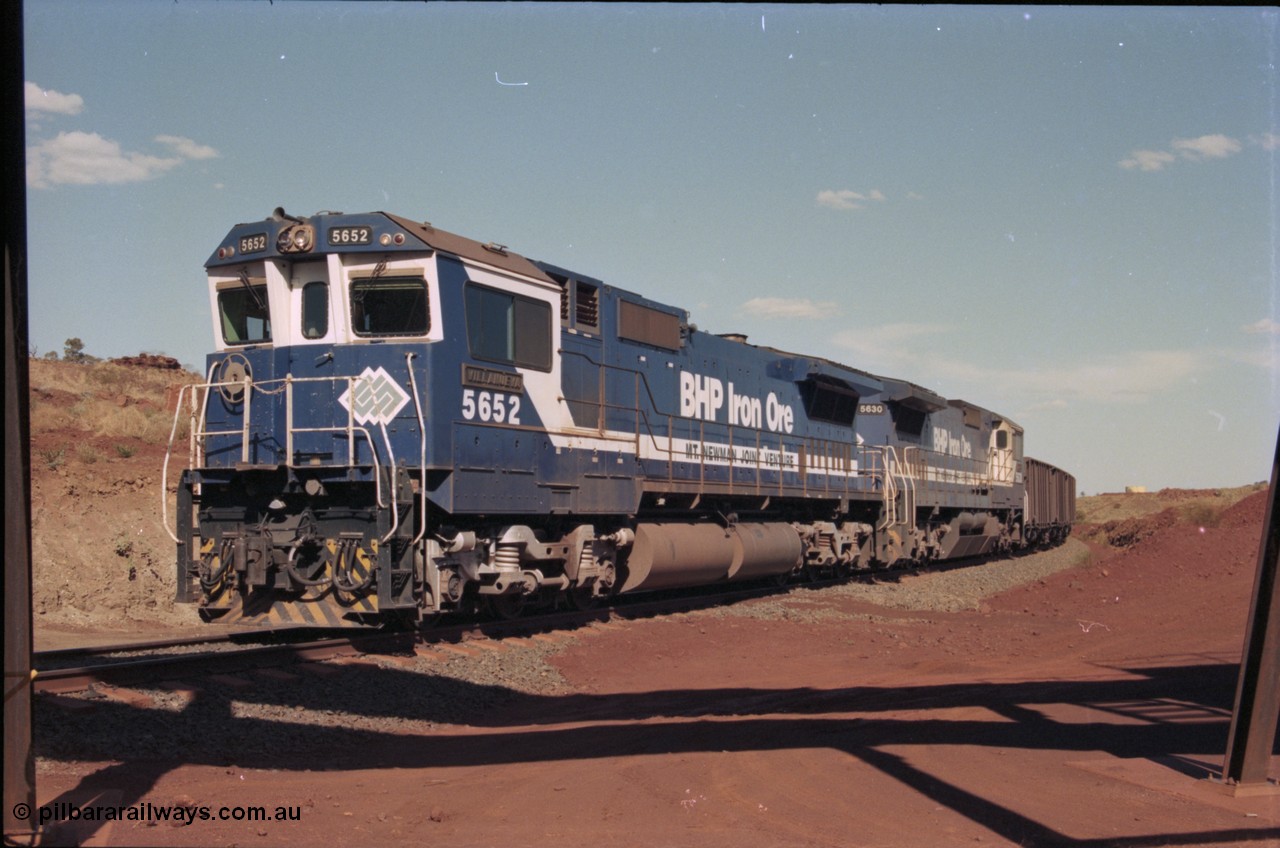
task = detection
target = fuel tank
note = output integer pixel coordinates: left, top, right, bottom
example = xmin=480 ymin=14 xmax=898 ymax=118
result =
xmin=620 ymin=522 xmax=802 ymax=593
xmin=727 ymin=522 xmax=803 ymax=581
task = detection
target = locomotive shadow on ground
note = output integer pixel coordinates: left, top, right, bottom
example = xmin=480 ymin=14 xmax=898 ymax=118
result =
xmin=36 ymin=660 xmax=1277 ymax=847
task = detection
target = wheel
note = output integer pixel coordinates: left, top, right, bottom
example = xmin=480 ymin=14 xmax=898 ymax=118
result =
xmin=487 ymin=593 xmax=527 ymax=620
xmin=566 ymin=583 xmax=599 ymax=610
xmin=379 ymin=611 xmax=418 ymax=632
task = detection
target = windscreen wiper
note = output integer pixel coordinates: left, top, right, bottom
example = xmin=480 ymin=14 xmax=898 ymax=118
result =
xmin=237 ymin=267 xmax=267 ymax=313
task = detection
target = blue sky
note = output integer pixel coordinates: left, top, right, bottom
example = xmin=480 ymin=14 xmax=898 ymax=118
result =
xmin=23 ymin=2 xmax=1279 ymax=494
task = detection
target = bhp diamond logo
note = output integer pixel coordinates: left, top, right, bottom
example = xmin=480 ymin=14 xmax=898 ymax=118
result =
xmin=338 ymin=366 xmax=411 ymax=426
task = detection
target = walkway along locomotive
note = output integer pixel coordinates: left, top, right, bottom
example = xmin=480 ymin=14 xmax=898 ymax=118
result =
xmin=163 ymin=208 xmax=1075 ymax=627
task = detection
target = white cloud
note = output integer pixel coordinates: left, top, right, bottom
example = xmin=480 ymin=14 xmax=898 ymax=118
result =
xmin=24 ymin=81 xmax=83 ymax=116
xmin=27 ymin=131 xmax=220 ymax=189
xmin=1019 ymin=398 xmax=1069 ymax=415
xmin=1222 ymin=346 xmax=1280 ymax=370
xmin=830 ymin=323 xmax=951 ymax=374
xmin=740 ymin=297 xmax=840 ymax=320
xmin=817 ymin=188 xmax=886 ymax=210
xmin=1171 ymin=133 xmax=1242 ymax=160
xmin=832 ymin=323 xmax=1208 ymax=405
xmin=1253 ymin=132 xmax=1280 ymax=151
xmin=1119 ymin=149 xmax=1176 ymax=171
xmin=1243 ymin=318 xmax=1280 ymax=335
xmin=1121 ymin=133 xmax=1245 ymax=171
xmin=939 ymin=349 xmax=1208 ymax=404
xmin=155 ymin=135 xmax=220 ymax=160
xmin=835 ymin=322 xmax=948 ymax=351
xmin=27 ymin=131 xmax=183 ymax=189
xmin=1230 ymin=320 xmax=1280 ymax=373
xmin=1018 ymin=350 xmax=1205 ymax=403
xmin=23 ymin=82 xmax=219 ymax=189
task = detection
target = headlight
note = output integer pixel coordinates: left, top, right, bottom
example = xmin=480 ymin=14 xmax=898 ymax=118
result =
xmin=277 ymin=224 xmax=315 ymax=253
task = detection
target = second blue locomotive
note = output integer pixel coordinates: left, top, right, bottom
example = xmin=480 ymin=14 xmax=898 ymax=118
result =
xmin=164 ymin=208 xmax=1075 ymax=626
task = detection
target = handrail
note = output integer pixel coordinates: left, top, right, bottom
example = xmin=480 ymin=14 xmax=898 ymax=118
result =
xmin=878 ymin=446 xmax=900 ymax=532
xmin=558 ymin=348 xmax=904 ymax=500
xmin=161 ymin=382 xmax=199 ymax=544
xmin=901 ymin=445 xmax=918 ymax=524
xmin=194 ymin=360 xmax=219 ymax=469
xmin=376 ymin=419 xmax=399 ymax=542
xmin=161 ymin=371 xmax=404 ymax=543
xmin=558 ymin=348 xmax=902 ymax=504
xmin=406 ymin=352 xmax=428 ymax=546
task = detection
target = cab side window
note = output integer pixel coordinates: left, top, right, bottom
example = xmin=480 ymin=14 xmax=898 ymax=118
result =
xmin=301 ymin=281 xmax=328 ymax=339
xmin=218 ymin=284 xmax=271 ymax=345
xmin=350 ymin=276 xmax=430 ymax=337
xmin=464 ymin=283 xmax=551 ymax=370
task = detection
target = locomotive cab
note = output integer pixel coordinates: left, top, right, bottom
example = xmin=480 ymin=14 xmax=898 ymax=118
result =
xmin=171 ymin=210 xmax=558 ymax=625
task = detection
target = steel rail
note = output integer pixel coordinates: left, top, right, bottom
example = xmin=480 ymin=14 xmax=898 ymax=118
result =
xmin=31 ymin=577 xmax=824 ymax=695
xmin=33 ymin=629 xmax=326 ymax=663
xmin=32 ymin=634 xmax=406 ymax=695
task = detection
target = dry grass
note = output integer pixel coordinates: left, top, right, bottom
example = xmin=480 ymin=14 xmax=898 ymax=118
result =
xmin=29 ymin=358 xmax=202 ymax=450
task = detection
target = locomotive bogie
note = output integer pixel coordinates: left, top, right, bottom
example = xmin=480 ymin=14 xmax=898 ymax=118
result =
xmin=165 ymin=208 xmax=1076 ymax=627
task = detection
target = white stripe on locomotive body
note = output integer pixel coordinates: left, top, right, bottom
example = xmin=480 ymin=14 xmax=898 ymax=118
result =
xmin=537 ymin=414 xmax=868 ymax=482
xmin=660 ymin=437 xmax=802 ymax=472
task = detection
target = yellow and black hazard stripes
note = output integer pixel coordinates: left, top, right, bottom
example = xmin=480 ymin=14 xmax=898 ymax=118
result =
xmin=221 ymin=588 xmax=380 ymax=628
xmin=199 ymin=534 xmax=382 ymax=628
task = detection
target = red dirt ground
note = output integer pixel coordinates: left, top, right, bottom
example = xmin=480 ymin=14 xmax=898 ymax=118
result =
xmin=27 ymin=491 xmax=1279 ymax=847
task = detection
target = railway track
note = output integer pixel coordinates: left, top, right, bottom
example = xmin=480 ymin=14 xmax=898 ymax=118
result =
xmin=32 ymin=575 xmax=829 ymax=696
xmin=33 ymin=541 xmax=1071 ymax=697
xmin=32 ymin=634 xmax=387 ymax=694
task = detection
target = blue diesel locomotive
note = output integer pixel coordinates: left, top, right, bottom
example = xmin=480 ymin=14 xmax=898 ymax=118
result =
xmin=163 ymin=208 xmax=1075 ymax=626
